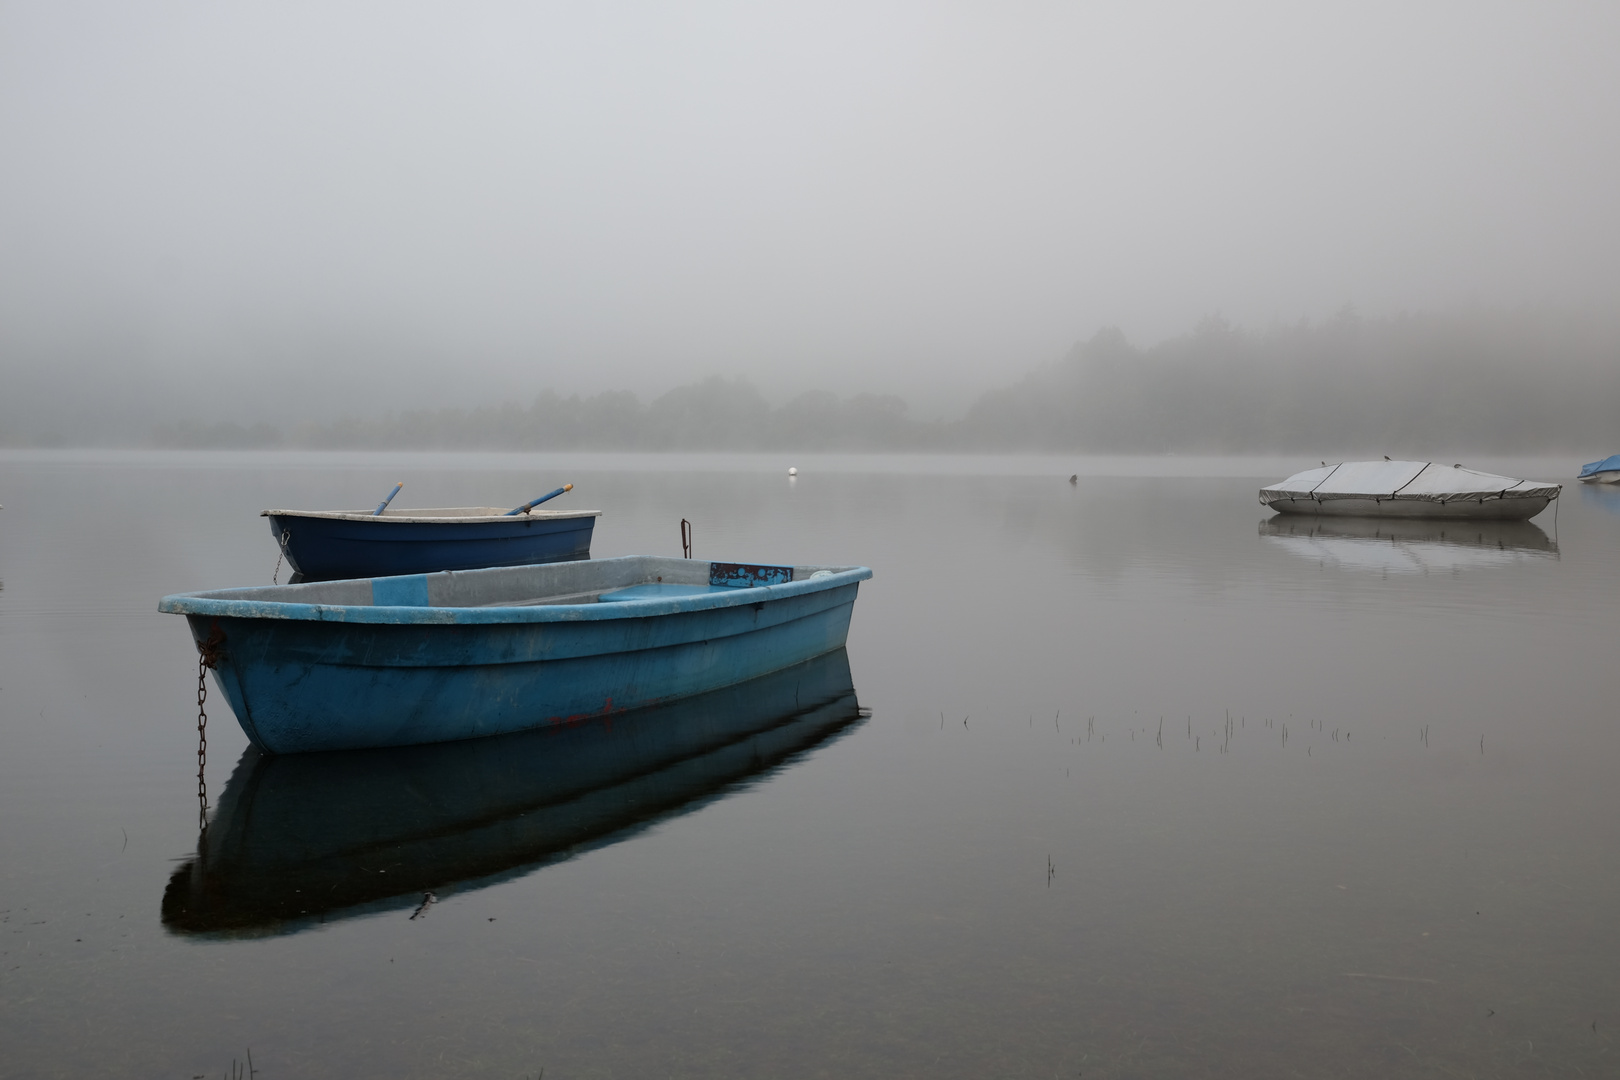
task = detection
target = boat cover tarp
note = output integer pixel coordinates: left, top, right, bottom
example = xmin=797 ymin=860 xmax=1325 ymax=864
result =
xmin=1579 ymin=455 xmax=1620 ymax=478
xmin=1260 ymin=461 xmax=1560 ymax=506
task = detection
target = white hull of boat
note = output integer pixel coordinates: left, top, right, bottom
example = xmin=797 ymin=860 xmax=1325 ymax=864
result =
xmin=1266 ymin=495 xmax=1551 ymax=520
xmin=1578 ymin=471 xmax=1620 ymax=484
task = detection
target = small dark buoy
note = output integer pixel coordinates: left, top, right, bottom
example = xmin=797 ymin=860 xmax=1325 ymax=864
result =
xmin=1383 ymin=455 xmax=1391 ymax=460
xmin=1068 ymin=474 xmax=1077 ymax=485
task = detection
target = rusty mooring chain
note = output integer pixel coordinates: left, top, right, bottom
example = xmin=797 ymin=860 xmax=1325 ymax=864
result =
xmin=195 ymin=651 xmax=209 ymax=829
xmin=271 ymin=528 xmax=292 ymax=585
xmin=195 ymin=624 xmax=226 ymax=832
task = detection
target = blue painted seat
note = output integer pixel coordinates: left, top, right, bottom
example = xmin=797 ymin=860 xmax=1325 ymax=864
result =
xmin=597 ymin=583 xmax=734 ymax=602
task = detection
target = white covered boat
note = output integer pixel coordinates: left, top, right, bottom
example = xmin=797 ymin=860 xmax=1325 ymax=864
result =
xmin=1259 ymin=461 xmax=1560 ymax=520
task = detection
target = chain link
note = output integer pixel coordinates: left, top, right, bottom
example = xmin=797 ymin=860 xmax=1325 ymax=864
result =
xmin=196 ymin=650 xmax=210 ymax=830
xmin=194 ymin=622 xmax=225 ymax=833
xmin=271 ymin=528 xmax=292 ymax=585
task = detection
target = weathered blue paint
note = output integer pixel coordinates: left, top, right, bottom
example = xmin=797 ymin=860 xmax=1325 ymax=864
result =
xmin=162 ymin=649 xmax=863 ymax=936
xmin=264 ymin=509 xmax=597 ymax=581
xmin=709 ymin=561 xmax=794 ymax=587
xmin=597 ymin=583 xmax=730 ymax=602
xmin=159 ymin=556 xmax=871 ymax=755
xmin=371 ymin=574 xmax=430 ymax=607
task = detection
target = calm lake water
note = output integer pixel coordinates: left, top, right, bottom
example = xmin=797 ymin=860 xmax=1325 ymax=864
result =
xmin=2 ymin=450 xmax=1617 ymax=1079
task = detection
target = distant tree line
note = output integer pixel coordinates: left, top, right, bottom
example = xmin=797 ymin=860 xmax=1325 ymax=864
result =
xmin=151 ymin=377 xmax=938 ymax=451
xmin=959 ymin=308 xmax=1620 ymax=453
xmin=148 ymin=309 xmax=1620 ymax=453
xmin=150 ymin=420 xmax=284 ymax=449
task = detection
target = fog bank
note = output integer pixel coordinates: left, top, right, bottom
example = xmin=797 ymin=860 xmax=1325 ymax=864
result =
xmin=122 ymin=309 xmax=1620 ymax=456
xmin=4 ymin=2 xmax=1619 ymax=438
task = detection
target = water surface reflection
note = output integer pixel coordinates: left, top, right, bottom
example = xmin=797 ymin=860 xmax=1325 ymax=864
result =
xmin=1260 ymin=515 xmax=1557 ymax=573
xmin=162 ymin=650 xmax=863 ymax=937
xmin=1578 ymin=482 xmax=1620 ymax=517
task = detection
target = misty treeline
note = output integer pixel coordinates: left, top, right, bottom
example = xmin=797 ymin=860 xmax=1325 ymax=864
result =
xmin=144 ymin=309 xmax=1620 ymax=453
xmin=960 ymin=308 xmax=1620 ymax=453
xmin=152 ymin=380 xmax=923 ymax=452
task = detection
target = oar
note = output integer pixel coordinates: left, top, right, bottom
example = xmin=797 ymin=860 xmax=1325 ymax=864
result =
xmin=505 ymin=484 xmax=573 ymax=515
xmin=373 ymin=482 xmax=404 ymax=516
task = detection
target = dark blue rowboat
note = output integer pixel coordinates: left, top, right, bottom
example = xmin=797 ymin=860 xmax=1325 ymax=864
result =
xmin=159 ymin=556 xmax=871 ymax=754
xmin=161 ymin=649 xmax=864 ymax=936
xmin=263 ymin=505 xmax=600 ymax=581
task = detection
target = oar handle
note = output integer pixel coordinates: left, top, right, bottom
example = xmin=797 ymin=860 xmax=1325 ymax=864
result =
xmin=506 ymin=483 xmax=572 ymax=515
xmin=374 ymin=482 xmax=404 ymax=516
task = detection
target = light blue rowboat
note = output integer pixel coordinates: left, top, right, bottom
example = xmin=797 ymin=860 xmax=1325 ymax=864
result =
xmin=158 ymin=556 xmax=870 ymax=755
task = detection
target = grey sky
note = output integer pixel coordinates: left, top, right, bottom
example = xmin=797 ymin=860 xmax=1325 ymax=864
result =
xmin=3 ymin=1 xmax=1618 ymax=425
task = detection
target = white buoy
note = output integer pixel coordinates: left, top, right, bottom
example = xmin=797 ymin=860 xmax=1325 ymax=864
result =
xmin=788 ymin=467 xmax=798 ymax=476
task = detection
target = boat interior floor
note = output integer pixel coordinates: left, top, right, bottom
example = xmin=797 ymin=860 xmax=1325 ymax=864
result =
xmin=188 ymin=555 xmax=853 ymax=610
xmin=480 ymin=583 xmax=734 ymax=607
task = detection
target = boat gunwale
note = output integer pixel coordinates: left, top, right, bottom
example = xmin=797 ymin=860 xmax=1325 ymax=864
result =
xmin=158 ymin=560 xmax=872 ymax=625
xmin=261 ymin=508 xmax=602 ymax=524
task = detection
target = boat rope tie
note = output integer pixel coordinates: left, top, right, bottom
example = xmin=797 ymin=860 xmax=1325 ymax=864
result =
xmin=194 ymin=624 xmax=226 ymax=832
xmin=271 ymin=528 xmax=292 ymax=585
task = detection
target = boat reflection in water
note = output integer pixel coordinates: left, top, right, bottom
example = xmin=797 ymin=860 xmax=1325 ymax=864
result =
xmin=1259 ymin=516 xmax=1558 ymax=573
xmin=1580 ymin=483 xmax=1620 ymax=518
xmin=163 ymin=650 xmax=864 ymax=938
